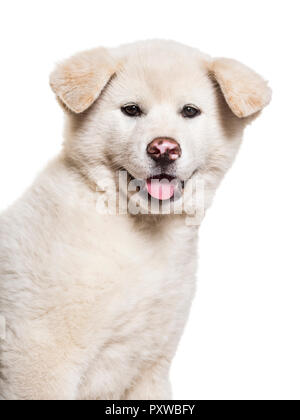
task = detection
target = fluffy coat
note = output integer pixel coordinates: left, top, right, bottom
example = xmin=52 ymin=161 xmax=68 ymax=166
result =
xmin=0 ymin=40 xmax=271 ymax=400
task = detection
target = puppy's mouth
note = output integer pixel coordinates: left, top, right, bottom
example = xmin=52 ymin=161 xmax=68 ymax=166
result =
xmin=123 ymin=169 xmax=183 ymax=202
xmin=146 ymin=174 xmax=178 ymax=201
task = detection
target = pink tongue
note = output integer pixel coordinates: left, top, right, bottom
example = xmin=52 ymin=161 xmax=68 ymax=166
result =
xmin=146 ymin=178 xmax=175 ymax=200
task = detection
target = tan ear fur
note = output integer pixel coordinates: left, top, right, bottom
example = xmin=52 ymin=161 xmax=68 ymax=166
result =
xmin=210 ymin=58 xmax=272 ymax=118
xmin=50 ymin=48 xmax=116 ymax=114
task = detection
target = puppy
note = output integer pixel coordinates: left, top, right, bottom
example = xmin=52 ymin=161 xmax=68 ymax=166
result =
xmin=0 ymin=40 xmax=271 ymax=400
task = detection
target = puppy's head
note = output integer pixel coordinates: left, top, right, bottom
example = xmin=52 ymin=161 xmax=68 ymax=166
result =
xmin=50 ymin=40 xmax=271 ymax=215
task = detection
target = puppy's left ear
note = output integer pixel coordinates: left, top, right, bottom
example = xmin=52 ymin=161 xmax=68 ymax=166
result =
xmin=50 ymin=47 xmax=116 ymax=114
xmin=210 ymin=58 xmax=272 ymax=118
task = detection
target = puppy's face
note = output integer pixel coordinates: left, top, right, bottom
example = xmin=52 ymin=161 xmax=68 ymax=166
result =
xmin=51 ymin=41 xmax=271 ymax=213
xmin=99 ymin=51 xmax=223 ymax=197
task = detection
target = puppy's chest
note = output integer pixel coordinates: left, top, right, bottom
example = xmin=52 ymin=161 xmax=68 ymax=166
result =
xmin=99 ymin=217 xmax=198 ymax=301
xmin=76 ymin=218 xmax=198 ymax=398
xmin=75 ymin=215 xmax=198 ymax=333
xmin=76 ymin=215 xmax=198 ymax=293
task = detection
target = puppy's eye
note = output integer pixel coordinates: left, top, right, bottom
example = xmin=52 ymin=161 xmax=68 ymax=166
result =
xmin=181 ymin=105 xmax=201 ymax=118
xmin=121 ymin=104 xmax=142 ymax=117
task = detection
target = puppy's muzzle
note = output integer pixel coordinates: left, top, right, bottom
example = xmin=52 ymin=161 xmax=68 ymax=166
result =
xmin=147 ymin=137 xmax=181 ymax=164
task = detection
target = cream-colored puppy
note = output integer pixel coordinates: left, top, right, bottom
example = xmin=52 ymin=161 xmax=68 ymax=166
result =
xmin=0 ymin=40 xmax=271 ymax=400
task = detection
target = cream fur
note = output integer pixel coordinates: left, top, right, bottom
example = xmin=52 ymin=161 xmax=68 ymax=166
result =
xmin=211 ymin=58 xmax=272 ymax=118
xmin=0 ymin=40 xmax=271 ymax=400
xmin=50 ymin=48 xmax=117 ymax=114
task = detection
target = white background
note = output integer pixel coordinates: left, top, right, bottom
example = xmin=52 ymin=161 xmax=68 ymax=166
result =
xmin=0 ymin=0 xmax=299 ymax=400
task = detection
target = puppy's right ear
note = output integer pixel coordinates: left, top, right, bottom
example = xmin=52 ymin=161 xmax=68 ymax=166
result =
xmin=209 ymin=58 xmax=272 ymax=118
xmin=50 ymin=48 xmax=116 ymax=114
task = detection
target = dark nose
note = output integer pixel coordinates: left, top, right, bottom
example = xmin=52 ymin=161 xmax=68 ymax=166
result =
xmin=147 ymin=138 xmax=181 ymax=163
